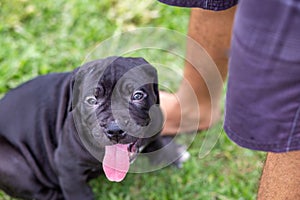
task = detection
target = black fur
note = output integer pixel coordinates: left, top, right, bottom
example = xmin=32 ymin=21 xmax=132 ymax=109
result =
xmin=0 ymin=57 xmax=169 ymax=200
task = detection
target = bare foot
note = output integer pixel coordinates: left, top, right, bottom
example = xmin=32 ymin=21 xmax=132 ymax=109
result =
xmin=159 ymin=91 xmax=221 ymax=135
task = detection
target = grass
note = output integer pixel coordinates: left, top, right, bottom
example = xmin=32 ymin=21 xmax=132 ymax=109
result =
xmin=0 ymin=0 xmax=266 ymax=199
xmin=91 ymin=127 xmax=266 ymax=200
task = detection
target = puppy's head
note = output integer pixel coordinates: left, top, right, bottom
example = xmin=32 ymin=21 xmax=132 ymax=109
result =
xmin=72 ymin=57 xmax=163 ymax=181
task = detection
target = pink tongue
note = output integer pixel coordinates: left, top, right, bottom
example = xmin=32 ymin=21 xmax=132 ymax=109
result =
xmin=103 ymin=144 xmax=130 ymax=182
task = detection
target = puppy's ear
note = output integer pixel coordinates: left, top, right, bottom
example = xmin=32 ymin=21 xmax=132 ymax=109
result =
xmin=149 ymin=66 xmax=160 ymax=105
xmin=148 ymin=66 xmax=160 ymax=105
xmin=69 ymin=64 xmax=97 ymax=112
xmin=68 ymin=58 xmax=114 ymax=111
xmin=153 ymin=78 xmax=160 ymax=105
xmin=68 ymin=67 xmax=81 ymax=112
xmin=69 ymin=63 xmax=96 ymax=112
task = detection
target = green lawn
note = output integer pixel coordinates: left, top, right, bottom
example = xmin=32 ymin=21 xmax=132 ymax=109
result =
xmin=0 ymin=0 xmax=265 ymax=199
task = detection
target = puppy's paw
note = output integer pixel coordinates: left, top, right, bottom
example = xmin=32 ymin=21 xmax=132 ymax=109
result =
xmin=142 ymin=136 xmax=190 ymax=168
xmin=161 ymin=136 xmax=190 ymax=168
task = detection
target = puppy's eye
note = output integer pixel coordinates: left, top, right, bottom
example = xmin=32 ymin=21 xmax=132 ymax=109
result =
xmin=86 ymin=96 xmax=98 ymax=105
xmin=132 ymin=90 xmax=146 ymax=101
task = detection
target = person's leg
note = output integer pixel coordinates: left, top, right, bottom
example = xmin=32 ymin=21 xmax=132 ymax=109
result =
xmin=257 ymin=151 xmax=300 ymax=200
xmin=160 ymin=6 xmax=236 ymax=135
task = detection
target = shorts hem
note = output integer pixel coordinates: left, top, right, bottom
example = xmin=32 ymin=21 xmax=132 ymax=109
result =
xmin=224 ymin=126 xmax=300 ymax=153
xmin=158 ymin=0 xmax=238 ymax=10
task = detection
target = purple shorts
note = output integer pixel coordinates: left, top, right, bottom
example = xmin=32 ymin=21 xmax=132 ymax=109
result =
xmin=224 ymin=0 xmax=300 ymax=152
xmin=160 ymin=0 xmax=300 ymax=152
xmin=158 ymin=0 xmax=238 ymax=10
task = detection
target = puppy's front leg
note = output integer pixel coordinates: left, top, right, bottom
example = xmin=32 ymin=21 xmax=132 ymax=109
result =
xmin=55 ymin=146 xmax=94 ymax=200
xmin=54 ymin=124 xmax=96 ymax=200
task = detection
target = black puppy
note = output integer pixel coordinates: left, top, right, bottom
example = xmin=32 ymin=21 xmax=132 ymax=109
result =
xmin=0 ymin=57 xmax=186 ymax=200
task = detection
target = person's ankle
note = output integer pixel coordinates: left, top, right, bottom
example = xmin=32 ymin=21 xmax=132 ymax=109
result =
xmin=159 ymin=91 xmax=221 ymax=135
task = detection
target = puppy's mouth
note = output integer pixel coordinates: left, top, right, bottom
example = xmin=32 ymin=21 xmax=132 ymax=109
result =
xmin=102 ymin=140 xmax=140 ymax=182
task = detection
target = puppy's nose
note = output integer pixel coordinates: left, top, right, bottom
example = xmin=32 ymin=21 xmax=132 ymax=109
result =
xmin=106 ymin=122 xmax=126 ymax=140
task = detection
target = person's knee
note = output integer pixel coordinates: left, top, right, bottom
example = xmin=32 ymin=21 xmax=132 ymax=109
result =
xmin=258 ymin=151 xmax=300 ymax=200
